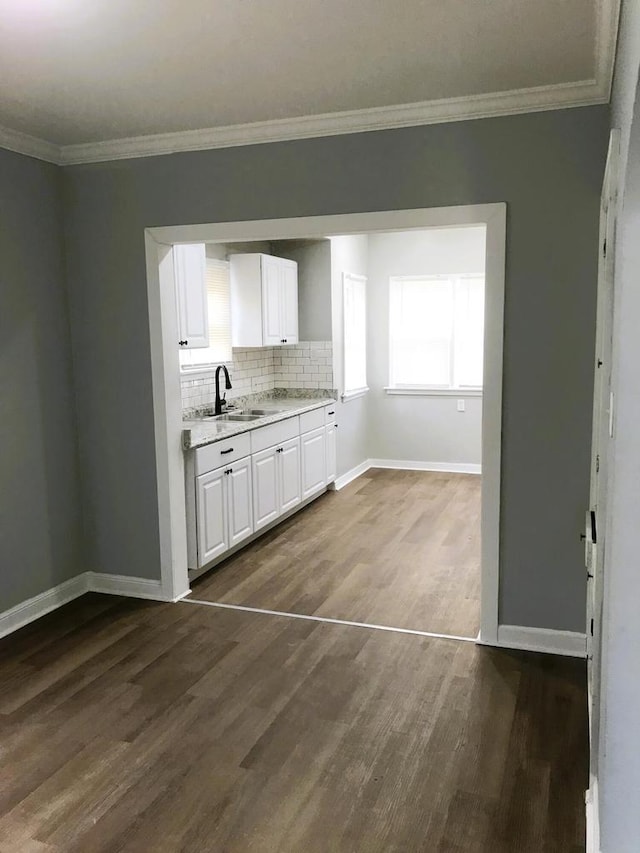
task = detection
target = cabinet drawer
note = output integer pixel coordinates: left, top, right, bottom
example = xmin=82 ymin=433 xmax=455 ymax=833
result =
xmin=324 ymin=404 xmax=337 ymax=424
xmin=250 ymin=416 xmax=300 ymax=454
xmin=195 ymin=433 xmax=251 ymax=475
xmin=299 ymin=407 xmax=325 ymax=434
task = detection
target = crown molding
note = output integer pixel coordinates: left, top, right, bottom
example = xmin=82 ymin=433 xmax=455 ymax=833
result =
xmin=0 ymin=0 xmax=620 ymax=167
xmin=57 ymin=78 xmax=606 ymax=165
xmin=0 ymin=123 xmax=60 ymax=164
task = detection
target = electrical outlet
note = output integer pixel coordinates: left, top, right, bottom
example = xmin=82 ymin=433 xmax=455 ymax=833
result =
xmin=457 ymin=399 xmax=465 ymax=412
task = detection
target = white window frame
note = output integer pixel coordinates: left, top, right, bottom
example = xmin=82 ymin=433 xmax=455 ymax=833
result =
xmin=386 ymin=273 xmax=485 ymax=396
xmin=342 ymin=272 xmax=369 ymax=402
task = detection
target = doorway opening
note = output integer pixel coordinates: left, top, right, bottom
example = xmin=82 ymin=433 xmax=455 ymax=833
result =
xmin=144 ymin=205 xmax=505 ymax=644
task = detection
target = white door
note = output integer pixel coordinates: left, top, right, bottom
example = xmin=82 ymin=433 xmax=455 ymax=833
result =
xmin=252 ymin=446 xmax=280 ymax=531
xmin=301 ymin=427 xmax=326 ymax=499
xmin=325 ymin=423 xmax=337 ymax=484
xmin=174 ymin=244 xmax=209 ymax=349
xmin=586 ymin=129 xmax=619 ymax=781
xmin=280 ymin=259 xmax=299 ymax=344
xmin=279 ymin=437 xmax=302 ymax=513
xmin=227 ymin=456 xmax=254 ymax=548
xmin=261 ymin=255 xmax=283 ymax=345
xmin=196 ymin=467 xmax=228 ymax=566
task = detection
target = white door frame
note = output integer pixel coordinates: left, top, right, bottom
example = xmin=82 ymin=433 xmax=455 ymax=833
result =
xmin=144 ymin=204 xmax=506 ymax=644
xmin=586 ymin=130 xmax=619 ymax=807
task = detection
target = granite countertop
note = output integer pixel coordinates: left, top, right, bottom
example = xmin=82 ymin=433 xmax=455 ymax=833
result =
xmin=182 ymin=393 xmax=337 ymax=450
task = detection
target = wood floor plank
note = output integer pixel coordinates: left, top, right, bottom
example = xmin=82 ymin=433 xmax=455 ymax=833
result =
xmin=191 ymin=469 xmax=482 ymax=636
xmin=0 ymin=594 xmax=587 ymax=852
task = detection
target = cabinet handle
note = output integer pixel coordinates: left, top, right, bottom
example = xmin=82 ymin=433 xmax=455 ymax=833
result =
xmin=220 ymin=448 xmax=234 ymax=455
xmin=178 ymin=340 xmax=188 ymax=346
xmin=328 ymin=411 xmax=335 ymax=415
xmin=224 ymin=468 xmax=232 ymax=475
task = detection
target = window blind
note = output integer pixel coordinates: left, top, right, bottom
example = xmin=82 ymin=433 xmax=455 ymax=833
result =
xmin=389 ymin=274 xmax=484 ymax=389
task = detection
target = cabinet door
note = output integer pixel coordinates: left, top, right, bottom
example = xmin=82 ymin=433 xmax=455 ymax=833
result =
xmin=196 ymin=467 xmax=228 ymax=567
xmin=174 ymin=244 xmax=209 ymax=349
xmin=227 ymin=456 xmax=254 ymax=548
xmin=279 ymin=436 xmax=302 ymax=514
xmin=280 ymin=259 xmax=299 ymax=344
xmin=301 ymin=427 xmax=327 ymax=499
xmin=325 ymin=423 xmax=337 ymax=484
xmin=261 ymin=255 xmax=283 ymax=345
xmin=252 ymin=446 xmax=280 ymax=531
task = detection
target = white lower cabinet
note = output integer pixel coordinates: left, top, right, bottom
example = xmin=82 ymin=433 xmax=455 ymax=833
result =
xmin=252 ymin=446 xmax=280 ymax=531
xmin=227 ymin=457 xmax=254 ymax=547
xmin=252 ymin=436 xmax=301 ymax=531
xmin=325 ymin=423 xmax=337 ymax=484
xmin=196 ymin=455 xmax=253 ymax=567
xmin=301 ymin=427 xmax=327 ymax=498
xmin=190 ymin=406 xmax=337 ymax=573
xmin=279 ymin=436 xmax=302 ymax=513
xmin=196 ymin=467 xmax=228 ymax=566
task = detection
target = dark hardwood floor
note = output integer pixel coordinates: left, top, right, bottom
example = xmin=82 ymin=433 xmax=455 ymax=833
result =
xmin=191 ymin=469 xmax=482 ymax=637
xmin=0 ymin=593 xmax=587 ymax=852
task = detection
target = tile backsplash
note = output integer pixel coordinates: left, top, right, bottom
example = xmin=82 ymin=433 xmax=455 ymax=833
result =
xmin=180 ymin=342 xmax=333 ymax=413
xmin=273 ymin=342 xmax=333 ymax=390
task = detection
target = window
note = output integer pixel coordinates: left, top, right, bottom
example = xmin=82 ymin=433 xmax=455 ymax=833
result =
xmin=388 ymin=274 xmax=484 ymax=390
xmin=343 ymin=272 xmax=368 ymax=398
xmin=180 ymin=259 xmax=232 ymax=369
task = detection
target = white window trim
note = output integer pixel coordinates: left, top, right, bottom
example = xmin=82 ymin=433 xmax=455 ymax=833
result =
xmin=179 ymin=365 xmax=232 ymax=381
xmin=388 ymin=272 xmax=485 ymax=392
xmin=384 ymin=386 xmax=482 ymax=397
xmin=342 ymin=386 xmax=370 ymax=402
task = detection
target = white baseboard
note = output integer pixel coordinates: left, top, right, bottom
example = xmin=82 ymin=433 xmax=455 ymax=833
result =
xmin=497 ymin=624 xmax=587 ymax=658
xmin=0 ymin=571 xmax=170 ymax=642
xmin=586 ymin=781 xmax=601 ymax=853
xmin=333 ymin=460 xmax=372 ymax=490
xmin=333 ymin=458 xmax=481 ymax=490
xmin=0 ymin=574 xmax=89 ymax=640
xmin=86 ymin=572 xmax=166 ymax=601
xmin=369 ymin=458 xmax=482 ymax=475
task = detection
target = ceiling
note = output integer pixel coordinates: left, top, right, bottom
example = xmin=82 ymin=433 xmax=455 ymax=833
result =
xmin=0 ymin=0 xmax=619 ymax=164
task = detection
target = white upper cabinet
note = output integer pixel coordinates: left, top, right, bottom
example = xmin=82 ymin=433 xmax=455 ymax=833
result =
xmin=174 ymin=244 xmax=209 ymax=349
xmin=280 ymin=260 xmax=299 ymax=342
xmin=230 ymin=253 xmax=298 ymax=347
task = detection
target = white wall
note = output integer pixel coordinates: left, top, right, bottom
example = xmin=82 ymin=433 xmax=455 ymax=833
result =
xmin=330 ymin=234 xmax=370 ymax=476
xmin=367 ymin=227 xmax=486 ymax=466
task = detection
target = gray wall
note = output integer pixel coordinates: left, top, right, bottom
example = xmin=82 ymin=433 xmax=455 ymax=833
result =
xmin=598 ymin=2 xmax=640 ymax=848
xmin=0 ymin=149 xmax=84 ymax=609
xmin=62 ymin=106 xmax=609 ymax=631
xmin=367 ymin=227 xmax=485 ymax=465
xmin=272 ymin=239 xmax=333 ymax=341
